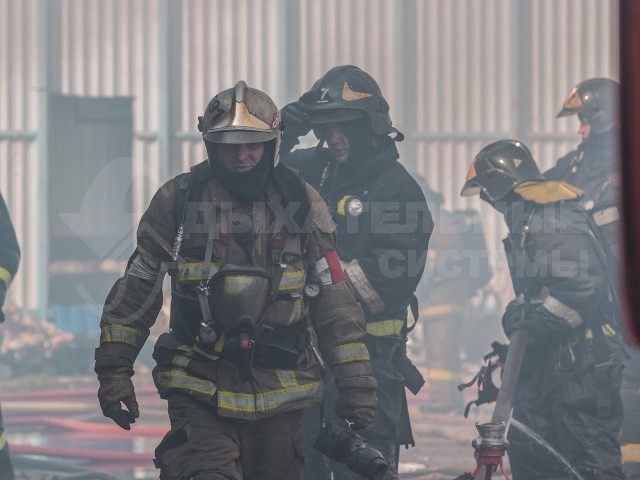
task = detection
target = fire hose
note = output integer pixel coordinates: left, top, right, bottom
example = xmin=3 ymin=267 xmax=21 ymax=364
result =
xmin=456 ymin=329 xmax=529 ymax=480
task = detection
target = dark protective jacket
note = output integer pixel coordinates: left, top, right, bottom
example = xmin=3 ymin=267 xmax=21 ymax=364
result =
xmin=285 ymin=142 xmax=431 ymax=468
xmin=502 ymin=193 xmax=626 ymax=480
xmin=0 ymin=192 xmax=20 ymax=292
xmin=545 ymin=129 xmax=620 ymax=258
xmin=95 ymin=162 xmax=374 ymax=420
xmin=284 ymin=143 xmax=432 ymax=334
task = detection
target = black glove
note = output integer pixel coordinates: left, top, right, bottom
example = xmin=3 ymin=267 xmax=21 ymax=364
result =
xmin=0 ymin=284 xmax=6 ymax=324
xmin=502 ymin=299 xmax=525 ymax=339
xmin=334 ymin=374 xmax=378 ymax=430
xmin=280 ymin=93 xmax=313 ymax=139
xmin=97 ymin=367 xmax=139 ymax=430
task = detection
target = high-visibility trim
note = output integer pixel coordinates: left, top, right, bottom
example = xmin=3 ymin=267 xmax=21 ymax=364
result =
xmin=100 ymin=324 xmax=145 ymax=348
xmin=172 ymin=352 xmax=191 ymax=368
xmin=0 ymin=267 xmax=12 ymax=288
xmin=217 ymin=380 xmax=322 ymax=414
xmin=420 ymin=303 xmax=461 ymax=318
xmin=278 ymin=270 xmax=306 ymax=292
xmin=137 ymin=245 xmax=165 ymax=264
xmin=592 ymin=206 xmax=620 ymax=227
xmin=0 ymin=431 xmax=6 ymax=450
xmin=192 ymin=332 xmax=226 ymax=360
xmin=153 ymin=369 xmax=218 ymax=397
xmin=127 ymin=254 xmax=162 ymax=280
xmin=325 ymin=343 xmax=370 ymax=365
xmin=585 ymin=323 xmax=617 ymax=340
xmin=337 ymin=196 xmax=350 ymax=216
xmin=426 ymin=368 xmax=463 ymax=382
xmin=285 ymin=296 xmax=304 ymax=325
xmin=276 ymin=370 xmax=299 ymax=388
xmin=622 ymin=443 xmax=640 ymax=463
xmin=543 ymin=296 xmax=583 ymax=327
xmin=177 ymin=262 xmax=221 ymax=282
xmin=366 ymin=319 xmax=405 ymax=336
xmin=343 ymin=261 xmax=385 ymax=314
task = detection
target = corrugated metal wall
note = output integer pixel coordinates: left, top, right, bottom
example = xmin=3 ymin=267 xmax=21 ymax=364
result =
xmin=0 ymin=0 xmax=619 ymax=316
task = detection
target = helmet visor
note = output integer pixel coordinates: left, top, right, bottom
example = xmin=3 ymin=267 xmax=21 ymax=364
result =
xmin=204 ymin=127 xmax=275 ymax=144
xmin=308 ymin=107 xmax=364 ymax=125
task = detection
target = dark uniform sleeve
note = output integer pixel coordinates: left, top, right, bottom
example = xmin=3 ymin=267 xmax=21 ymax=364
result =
xmin=94 ymin=179 xmax=179 ymax=373
xmin=304 ymin=185 xmax=374 ymax=384
xmin=0 ymin=193 xmax=20 ymax=291
xmin=514 ymin=217 xmax=606 ymax=341
xmin=544 ymin=150 xmax=578 ymax=181
xmin=347 ymin=183 xmax=433 ymax=314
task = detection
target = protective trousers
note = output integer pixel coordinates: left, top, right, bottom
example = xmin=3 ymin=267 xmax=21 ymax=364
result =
xmin=0 ymin=404 xmax=14 ymax=480
xmin=155 ymin=394 xmax=305 ymax=480
xmin=507 ymin=362 xmax=625 ymax=480
xmin=304 ymin=336 xmax=406 ymax=480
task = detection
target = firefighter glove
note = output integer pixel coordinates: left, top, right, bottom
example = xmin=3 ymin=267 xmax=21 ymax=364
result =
xmin=502 ymin=299 xmax=526 ymax=339
xmin=335 ymin=380 xmax=378 ymax=430
xmin=280 ymin=93 xmax=313 ymax=138
xmin=97 ymin=367 xmax=139 ymax=430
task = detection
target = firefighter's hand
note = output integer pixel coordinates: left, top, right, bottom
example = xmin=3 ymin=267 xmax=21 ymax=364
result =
xmin=335 ymin=385 xmax=378 ymax=430
xmin=97 ymin=368 xmax=139 ymax=430
xmin=280 ymin=93 xmax=313 ymax=138
xmin=502 ymin=299 xmax=525 ymax=339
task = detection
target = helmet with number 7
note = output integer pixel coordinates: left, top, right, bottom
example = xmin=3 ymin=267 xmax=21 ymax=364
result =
xmin=197 ymin=81 xmax=283 ymax=166
xmin=306 ymin=65 xmax=402 ymax=139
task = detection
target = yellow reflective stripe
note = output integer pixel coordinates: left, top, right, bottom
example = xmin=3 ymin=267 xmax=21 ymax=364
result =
xmin=278 ymin=270 xmax=306 ymax=292
xmin=420 ymin=304 xmax=463 ymax=317
xmin=326 ymin=343 xmax=370 ymax=365
xmin=337 ymin=196 xmax=350 ymax=216
xmin=217 ymin=380 xmax=322 ymax=414
xmin=426 ymin=368 xmax=464 ymax=382
xmin=276 ymin=370 xmax=299 ymax=388
xmin=172 ymin=352 xmax=191 ymax=368
xmin=137 ymin=245 xmax=164 ymax=264
xmin=0 ymin=431 xmax=6 ymax=450
xmin=192 ymin=332 xmax=226 ymax=360
xmin=0 ymin=267 xmax=12 ymax=288
xmin=154 ymin=369 xmax=218 ymax=397
xmin=366 ymin=319 xmax=404 ymax=336
xmin=100 ymin=324 xmax=144 ymax=348
xmin=177 ymin=262 xmax=221 ymax=282
xmin=286 ymin=297 xmax=304 ymax=325
xmin=585 ymin=323 xmax=616 ymax=340
xmin=622 ymin=443 xmax=640 ymax=463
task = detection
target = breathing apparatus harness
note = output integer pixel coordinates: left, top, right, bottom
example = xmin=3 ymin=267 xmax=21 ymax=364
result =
xmin=169 ymin=161 xmax=322 ymax=381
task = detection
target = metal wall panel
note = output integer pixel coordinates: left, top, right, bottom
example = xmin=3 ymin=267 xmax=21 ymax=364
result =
xmin=57 ymin=0 xmax=161 ymax=220
xmin=0 ymin=0 xmax=40 ymax=311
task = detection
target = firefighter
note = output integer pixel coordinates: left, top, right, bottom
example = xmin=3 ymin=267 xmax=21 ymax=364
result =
xmin=548 ymin=77 xmax=639 ymax=479
xmin=0 ymin=191 xmax=19 ymax=480
xmin=94 ymin=81 xmax=378 ymax=480
xmin=462 ymin=139 xmax=626 ymax=480
xmin=281 ymin=65 xmax=432 ymax=480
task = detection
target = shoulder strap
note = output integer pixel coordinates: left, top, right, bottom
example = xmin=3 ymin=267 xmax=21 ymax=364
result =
xmin=273 ymin=162 xmax=313 ymax=255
